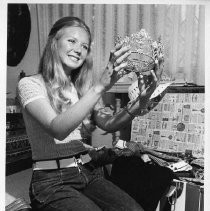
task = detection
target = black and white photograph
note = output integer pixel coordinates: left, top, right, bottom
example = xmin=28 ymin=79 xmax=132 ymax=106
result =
xmin=1 ymin=0 xmax=210 ymax=210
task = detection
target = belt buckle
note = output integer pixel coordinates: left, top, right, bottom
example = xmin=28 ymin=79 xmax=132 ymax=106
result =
xmin=80 ymin=154 xmax=92 ymax=164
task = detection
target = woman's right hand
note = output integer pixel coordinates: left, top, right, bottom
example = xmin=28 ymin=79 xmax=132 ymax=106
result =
xmin=95 ymin=43 xmax=131 ymax=92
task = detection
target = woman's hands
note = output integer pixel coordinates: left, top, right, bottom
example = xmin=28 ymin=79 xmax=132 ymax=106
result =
xmin=126 ymin=69 xmax=158 ymax=116
xmin=94 ymin=43 xmax=131 ymax=93
xmin=154 ymin=54 xmax=164 ymax=82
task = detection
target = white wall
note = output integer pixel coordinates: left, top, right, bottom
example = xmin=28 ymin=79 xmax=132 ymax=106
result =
xmin=7 ymin=4 xmax=40 ymax=99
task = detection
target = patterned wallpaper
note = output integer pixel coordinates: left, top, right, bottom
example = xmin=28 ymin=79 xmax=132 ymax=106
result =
xmin=130 ymin=91 xmax=205 ymax=158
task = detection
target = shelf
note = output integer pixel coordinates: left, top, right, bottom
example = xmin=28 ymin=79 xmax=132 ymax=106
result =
xmin=108 ymin=82 xmax=205 ymax=94
xmin=6 ymin=151 xmax=32 ymax=176
xmin=6 ymin=137 xmax=32 ymax=175
xmin=108 ymin=83 xmax=132 ymax=93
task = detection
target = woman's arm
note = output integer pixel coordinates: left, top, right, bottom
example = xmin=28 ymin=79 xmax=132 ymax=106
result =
xmin=94 ymin=48 xmax=164 ymax=133
xmin=94 ymin=70 xmax=158 ymax=132
xmin=25 ymin=85 xmax=104 ymax=140
xmin=93 ymin=103 xmax=135 ymax=133
xmin=24 ymin=43 xmax=131 ymax=141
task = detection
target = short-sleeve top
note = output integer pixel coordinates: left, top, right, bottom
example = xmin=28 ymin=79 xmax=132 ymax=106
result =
xmin=17 ymin=74 xmax=87 ymax=161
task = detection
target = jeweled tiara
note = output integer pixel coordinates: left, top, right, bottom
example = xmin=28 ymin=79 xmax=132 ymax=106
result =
xmin=115 ymin=29 xmax=164 ymax=74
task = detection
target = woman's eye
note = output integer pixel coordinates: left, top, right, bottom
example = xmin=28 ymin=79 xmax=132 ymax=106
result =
xmin=68 ymin=39 xmax=75 ymax=44
xmin=82 ymin=45 xmax=88 ymax=50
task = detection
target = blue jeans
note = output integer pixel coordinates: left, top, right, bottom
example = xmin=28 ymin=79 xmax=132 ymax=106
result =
xmin=29 ymin=163 xmax=144 ymax=211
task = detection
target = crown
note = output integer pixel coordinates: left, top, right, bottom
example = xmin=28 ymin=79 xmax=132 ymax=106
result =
xmin=115 ymin=29 xmax=164 ymax=74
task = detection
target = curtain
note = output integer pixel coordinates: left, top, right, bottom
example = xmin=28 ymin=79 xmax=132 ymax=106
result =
xmin=35 ymin=4 xmax=205 ymax=85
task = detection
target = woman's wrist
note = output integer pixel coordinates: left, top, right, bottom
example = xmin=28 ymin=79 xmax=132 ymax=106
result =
xmin=138 ymin=103 xmax=149 ymax=115
xmin=92 ymin=85 xmax=105 ymax=94
xmin=125 ymin=100 xmax=149 ymax=117
xmin=124 ymin=100 xmax=140 ymax=118
xmin=124 ymin=105 xmax=136 ymax=118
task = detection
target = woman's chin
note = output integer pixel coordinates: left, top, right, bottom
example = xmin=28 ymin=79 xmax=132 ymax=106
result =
xmin=63 ymin=62 xmax=82 ymax=72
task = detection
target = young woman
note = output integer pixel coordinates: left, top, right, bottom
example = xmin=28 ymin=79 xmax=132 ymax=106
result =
xmin=17 ymin=16 xmax=158 ymax=211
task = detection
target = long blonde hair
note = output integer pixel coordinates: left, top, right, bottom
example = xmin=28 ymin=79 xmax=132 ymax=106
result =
xmin=39 ymin=17 xmax=93 ymax=113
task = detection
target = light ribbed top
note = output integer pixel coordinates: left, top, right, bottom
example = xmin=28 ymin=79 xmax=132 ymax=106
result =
xmin=17 ymin=74 xmax=87 ymax=161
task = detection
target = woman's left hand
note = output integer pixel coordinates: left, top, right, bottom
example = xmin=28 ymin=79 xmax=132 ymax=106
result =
xmin=127 ymin=69 xmax=158 ymax=115
xmin=154 ymin=54 xmax=164 ymax=81
xmin=138 ymin=69 xmax=158 ymax=107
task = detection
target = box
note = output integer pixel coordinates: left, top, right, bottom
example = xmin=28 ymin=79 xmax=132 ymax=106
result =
xmin=156 ymin=180 xmax=204 ymax=211
xmin=130 ymin=86 xmax=205 ymax=158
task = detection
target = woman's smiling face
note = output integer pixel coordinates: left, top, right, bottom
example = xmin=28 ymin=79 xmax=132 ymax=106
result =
xmin=57 ymin=26 xmax=90 ymax=73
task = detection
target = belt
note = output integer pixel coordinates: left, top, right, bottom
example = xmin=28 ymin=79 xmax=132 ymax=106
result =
xmin=33 ymin=153 xmax=92 ymax=171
